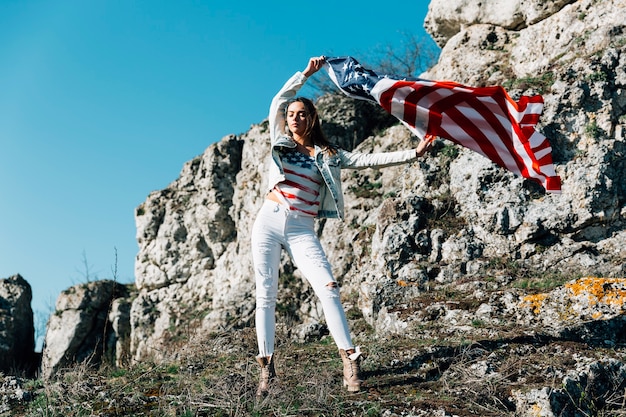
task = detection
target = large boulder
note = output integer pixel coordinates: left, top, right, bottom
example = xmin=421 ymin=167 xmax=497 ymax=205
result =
xmin=41 ymin=280 xmax=131 ymax=379
xmin=0 ymin=274 xmax=35 ymax=374
xmin=424 ymin=0 xmax=577 ymax=48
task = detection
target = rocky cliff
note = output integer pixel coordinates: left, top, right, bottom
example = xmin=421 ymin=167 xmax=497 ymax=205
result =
xmin=131 ymin=0 xmax=626 ymax=355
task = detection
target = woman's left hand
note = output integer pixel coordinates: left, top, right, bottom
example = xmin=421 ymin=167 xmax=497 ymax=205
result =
xmin=303 ymin=56 xmax=326 ymax=77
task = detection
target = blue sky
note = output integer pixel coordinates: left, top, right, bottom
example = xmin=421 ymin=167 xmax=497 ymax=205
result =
xmin=0 ymin=1 xmax=437 ymax=341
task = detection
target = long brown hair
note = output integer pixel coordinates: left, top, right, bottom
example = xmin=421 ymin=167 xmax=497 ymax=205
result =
xmin=286 ymin=97 xmax=336 ymax=153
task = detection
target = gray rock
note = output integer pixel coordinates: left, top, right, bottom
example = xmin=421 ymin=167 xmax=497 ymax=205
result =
xmin=513 ymin=359 xmax=626 ymax=417
xmin=424 ymin=0 xmax=576 ymax=47
xmin=0 ymin=274 xmax=35 ymax=374
xmin=0 ymin=376 xmax=33 ymax=413
xmin=41 ymin=280 xmax=131 ymax=379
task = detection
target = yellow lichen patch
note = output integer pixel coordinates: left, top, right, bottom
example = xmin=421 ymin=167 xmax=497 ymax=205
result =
xmin=565 ymin=277 xmax=626 ymax=308
xmin=521 ymin=293 xmax=548 ymax=314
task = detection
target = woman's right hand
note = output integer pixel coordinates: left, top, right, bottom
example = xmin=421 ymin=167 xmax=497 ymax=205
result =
xmin=303 ymin=56 xmax=326 ymax=77
xmin=416 ymin=134 xmax=436 ymax=157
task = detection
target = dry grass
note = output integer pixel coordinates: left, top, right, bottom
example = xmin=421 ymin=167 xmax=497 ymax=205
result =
xmin=7 ymin=321 xmax=624 ymax=417
xmin=6 ymin=276 xmax=626 ymax=417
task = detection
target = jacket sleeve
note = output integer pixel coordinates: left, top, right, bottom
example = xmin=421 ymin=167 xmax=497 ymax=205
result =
xmin=268 ymin=71 xmax=308 ymax=144
xmin=338 ymin=148 xmax=418 ymax=169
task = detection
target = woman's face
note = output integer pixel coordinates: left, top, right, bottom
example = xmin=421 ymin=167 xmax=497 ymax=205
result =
xmin=286 ymin=101 xmax=309 ymax=138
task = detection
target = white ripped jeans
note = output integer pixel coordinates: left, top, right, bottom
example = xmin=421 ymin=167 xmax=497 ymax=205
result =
xmin=251 ymin=200 xmax=354 ymax=357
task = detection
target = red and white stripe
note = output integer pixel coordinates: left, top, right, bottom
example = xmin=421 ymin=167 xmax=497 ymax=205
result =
xmin=372 ymin=78 xmax=561 ymax=193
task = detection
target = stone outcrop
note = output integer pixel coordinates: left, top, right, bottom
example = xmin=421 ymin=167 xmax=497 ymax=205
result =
xmin=424 ymin=0 xmax=578 ymax=48
xmin=130 ymin=0 xmax=626 ymax=364
xmin=41 ymin=280 xmax=132 ymax=379
xmin=0 ymin=274 xmax=35 ymax=374
xmin=513 ymin=358 xmax=626 ymax=417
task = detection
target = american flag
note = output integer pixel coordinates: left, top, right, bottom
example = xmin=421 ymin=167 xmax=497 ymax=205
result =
xmin=325 ymin=56 xmax=561 ymax=193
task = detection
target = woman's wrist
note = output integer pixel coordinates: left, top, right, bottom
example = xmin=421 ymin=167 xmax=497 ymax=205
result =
xmin=415 ymin=135 xmax=435 ymax=158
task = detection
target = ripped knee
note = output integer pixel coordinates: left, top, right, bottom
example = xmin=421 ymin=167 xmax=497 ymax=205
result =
xmin=326 ymin=281 xmax=338 ymax=289
xmin=256 ymin=264 xmax=275 ymax=289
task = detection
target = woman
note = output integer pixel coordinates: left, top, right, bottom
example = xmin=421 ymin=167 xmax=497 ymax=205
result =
xmin=251 ymin=56 xmax=433 ymax=395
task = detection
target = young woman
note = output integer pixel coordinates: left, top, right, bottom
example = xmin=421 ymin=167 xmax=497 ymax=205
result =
xmin=251 ymin=56 xmax=433 ymax=395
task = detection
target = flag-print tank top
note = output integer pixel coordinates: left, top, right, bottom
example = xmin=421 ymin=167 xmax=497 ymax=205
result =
xmin=275 ymin=147 xmax=322 ymax=216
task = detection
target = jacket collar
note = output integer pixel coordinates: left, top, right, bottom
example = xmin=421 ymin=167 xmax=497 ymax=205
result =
xmin=274 ymin=135 xmax=296 ymax=148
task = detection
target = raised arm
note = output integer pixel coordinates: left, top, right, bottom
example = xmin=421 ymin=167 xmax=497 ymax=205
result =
xmin=268 ymin=56 xmax=326 ymax=143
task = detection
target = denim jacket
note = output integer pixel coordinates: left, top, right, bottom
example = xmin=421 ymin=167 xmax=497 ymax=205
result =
xmin=266 ymin=71 xmax=418 ymax=221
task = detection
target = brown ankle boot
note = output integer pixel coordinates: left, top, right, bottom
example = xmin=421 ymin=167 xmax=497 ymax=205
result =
xmin=256 ymin=355 xmax=275 ymax=397
xmin=339 ymin=347 xmax=363 ymax=392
